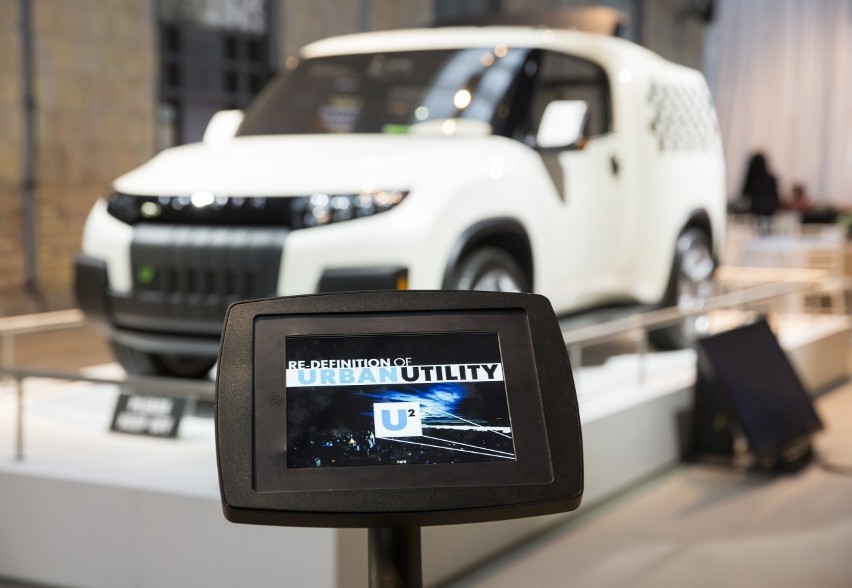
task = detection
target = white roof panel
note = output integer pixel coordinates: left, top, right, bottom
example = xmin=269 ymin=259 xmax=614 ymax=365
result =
xmin=300 ymin=27 xmax=653 ymax=64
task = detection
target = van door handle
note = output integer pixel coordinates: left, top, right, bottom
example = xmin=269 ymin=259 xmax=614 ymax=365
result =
xmin=610 ymin=155 xmax=620 ymax=177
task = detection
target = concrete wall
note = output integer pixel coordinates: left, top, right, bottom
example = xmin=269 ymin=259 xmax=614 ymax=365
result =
xmin=277 ymin=0 xmax=434 ymax=61
xmin=641 ymin=0 xmax=710 ymax=71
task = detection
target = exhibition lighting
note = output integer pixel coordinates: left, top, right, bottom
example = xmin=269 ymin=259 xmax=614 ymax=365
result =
xmin=105 ymin=190 xmax=408 ymax=228
xmin=190 ymin=191 xmax=216 ymax=208
xmin=453 ymin=88 xmax=472 ymax=110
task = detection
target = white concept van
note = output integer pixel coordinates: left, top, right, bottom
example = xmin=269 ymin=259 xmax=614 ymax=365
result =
xmin=76 ymin=27 xmax=726 ymax=378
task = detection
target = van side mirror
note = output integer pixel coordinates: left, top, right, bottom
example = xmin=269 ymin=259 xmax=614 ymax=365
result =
xmin=536 ymin=100 xmax=589 ymax=150
xmin=203 ymin=110 xmax=244 ymax=146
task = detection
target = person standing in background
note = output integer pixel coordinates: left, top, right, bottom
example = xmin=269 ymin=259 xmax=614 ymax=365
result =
xmin=741 ymin=152 xmax=780 ymax=235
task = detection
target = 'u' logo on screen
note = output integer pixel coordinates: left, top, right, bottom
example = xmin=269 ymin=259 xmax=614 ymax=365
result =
xmin=373 ymin=402 xmax=422 ymax=438
xmin=381 ymin=409 xmax=408 ymax=431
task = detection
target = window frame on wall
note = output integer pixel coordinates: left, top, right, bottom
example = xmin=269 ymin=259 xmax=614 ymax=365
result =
xmin=433 ymin=0 xmax=502 ymax=25
xmin=156 ymin=0 xmax=277 ymax=150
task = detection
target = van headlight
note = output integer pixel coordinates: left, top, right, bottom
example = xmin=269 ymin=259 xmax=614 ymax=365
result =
xmin=291 ymin=190 xmax=408 ymax=228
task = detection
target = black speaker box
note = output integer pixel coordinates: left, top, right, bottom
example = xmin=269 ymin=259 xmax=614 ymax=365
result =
xmin=690 ymin=319 xmax=823 ymax=471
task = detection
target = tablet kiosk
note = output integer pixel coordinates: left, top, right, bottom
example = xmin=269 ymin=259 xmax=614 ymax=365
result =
xmin=216 ymin=291 xmax=583 ymax=528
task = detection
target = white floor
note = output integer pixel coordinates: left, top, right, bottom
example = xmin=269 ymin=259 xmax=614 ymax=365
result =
xmin=447 ymin=380 xmax=852 ymax=588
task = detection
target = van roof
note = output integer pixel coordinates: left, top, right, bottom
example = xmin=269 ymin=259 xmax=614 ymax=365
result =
xmin=300 ymin=26 xmax=661 ymax=65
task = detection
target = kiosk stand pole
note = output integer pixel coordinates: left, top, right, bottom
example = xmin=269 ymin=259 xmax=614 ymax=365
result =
xmin=368 ymin=527 xmax=422 ymax=588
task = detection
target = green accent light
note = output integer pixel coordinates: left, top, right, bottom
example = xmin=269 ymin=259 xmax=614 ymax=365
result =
xmin=138 ymin=265 xmax=157 ymax=285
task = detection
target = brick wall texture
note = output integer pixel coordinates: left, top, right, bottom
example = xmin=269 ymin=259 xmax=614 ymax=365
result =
xmin=0 ymin=1 xmax=25 ymax=310
xmin=1 ymin=0 xmax=156 ymax=314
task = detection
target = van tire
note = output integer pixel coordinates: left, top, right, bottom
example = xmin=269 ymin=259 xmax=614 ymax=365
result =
xmin=448 ymin=247 xmax=529 ymax=292
xmin=649 ymin=228 xmax=715 ymax=350
xmin=111 ymin=342 xmax=216 ymax=379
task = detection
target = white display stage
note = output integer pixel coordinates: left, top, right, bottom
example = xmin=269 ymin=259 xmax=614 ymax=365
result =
xmin=1 ymin=314 xmax=848 ymax=588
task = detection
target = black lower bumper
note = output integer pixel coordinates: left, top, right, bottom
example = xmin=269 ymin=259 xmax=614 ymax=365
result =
xmin=74 ymin=254 xmax=223 ymax=358
xmin=74 ymin=254 xmax=111 ymax=333
xmin=318 ymin=266 xmax=408 ymax=292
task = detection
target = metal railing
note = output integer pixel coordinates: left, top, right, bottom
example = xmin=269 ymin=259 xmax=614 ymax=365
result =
xmin=0 ymin=278 xmax=830 ymax=461
xmin=2 ymin=367 xmax=214 ymax=461
xmin=1 ymin=309 xmax=86 ymax=369
xmin=0 ymin=310 xmax=214 ymax=461
xmin=562 ymin=279 xmax=818 ymax=379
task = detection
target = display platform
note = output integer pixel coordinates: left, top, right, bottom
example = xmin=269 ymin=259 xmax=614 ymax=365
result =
xmin=1 ymin=314 xmax=848 ymax=588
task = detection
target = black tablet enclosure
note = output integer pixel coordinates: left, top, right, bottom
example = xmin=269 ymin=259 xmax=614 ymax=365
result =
xmin=215 ymin=291 xmax=583 ymax=528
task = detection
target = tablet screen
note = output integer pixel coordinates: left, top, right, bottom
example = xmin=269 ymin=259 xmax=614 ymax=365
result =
xmin=284 ymin=332 xmax=515 ymax=469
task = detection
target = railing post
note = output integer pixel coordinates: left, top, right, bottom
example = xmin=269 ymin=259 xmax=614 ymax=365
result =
xmin=15 ymin=375 xmax=25 ymax=461
xmin=636 ymin=327 xmax=649 ymax=384
xmin=3 ymin=332 xmax=13 ymax=370
xmin=569 ymin=344 xmax=582 ymax=371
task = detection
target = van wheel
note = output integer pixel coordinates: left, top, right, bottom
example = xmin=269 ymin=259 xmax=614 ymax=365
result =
xmin=449 ymin=247 xmax=529 ymax=293
xmin=649 ymin=228 xmax=716 ymax=350
xmin=110 ymin=342 xmax=216 ymax=379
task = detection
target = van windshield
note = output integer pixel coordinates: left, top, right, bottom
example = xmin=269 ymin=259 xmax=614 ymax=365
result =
xmin=237 ymin=48 xmax=530 ymax=137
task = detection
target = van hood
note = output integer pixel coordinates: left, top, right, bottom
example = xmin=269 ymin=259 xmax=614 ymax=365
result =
xmin=114 ymin=135 xmax=525 ymax=196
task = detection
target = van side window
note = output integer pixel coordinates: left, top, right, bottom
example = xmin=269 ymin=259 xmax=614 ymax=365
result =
xmin=531 ymin=52 xmax=611 ymax=141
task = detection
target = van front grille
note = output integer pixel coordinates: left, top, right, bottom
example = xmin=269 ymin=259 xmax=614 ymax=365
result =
xmin=116 ymin=225 xmax=287 ymax=333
